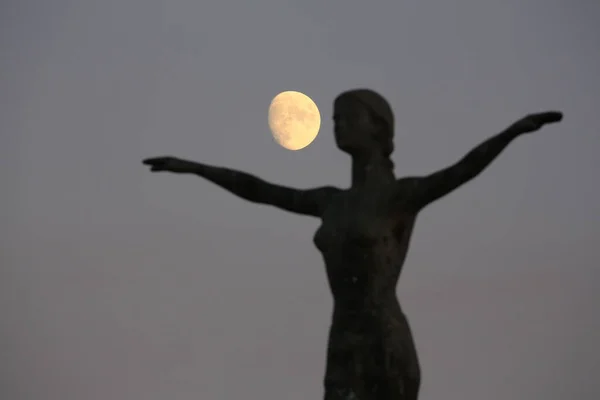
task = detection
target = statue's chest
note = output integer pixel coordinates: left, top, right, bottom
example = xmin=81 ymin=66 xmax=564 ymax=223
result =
xmin=313 ymin=191 xmax=394 ymax=251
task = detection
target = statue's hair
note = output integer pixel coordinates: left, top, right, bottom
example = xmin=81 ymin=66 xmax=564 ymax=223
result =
xmin=335 ymin=89 xmax=395 ymax=168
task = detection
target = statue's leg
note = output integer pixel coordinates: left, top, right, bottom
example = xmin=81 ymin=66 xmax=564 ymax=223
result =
xmin=324 ymin=386 xmax=360 ymax=400
xmin=324 ymin=365 xmax=419 ymax=400
xmin=402 ymin=324 xmax=422 ymax=400
xmin=384 ymin=313 xmax=422 ymax=400
xmin=402 ymin=373 xmax=421 ymax=400
xmin=373 ymin=374 xmax=420 ymax=400
xmin=392 ymin=337 xmax=421 ymax=400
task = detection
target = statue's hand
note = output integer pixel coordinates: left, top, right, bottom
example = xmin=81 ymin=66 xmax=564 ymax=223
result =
xmin=511 ymin=111 xmax=563 ymax=134
xmin=142 ymin=156 xmax=194 ymax=173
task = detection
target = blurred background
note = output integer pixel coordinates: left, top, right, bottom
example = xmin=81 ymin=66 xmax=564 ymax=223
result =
xmin=2 ymin=0 xmax=599 ymax=399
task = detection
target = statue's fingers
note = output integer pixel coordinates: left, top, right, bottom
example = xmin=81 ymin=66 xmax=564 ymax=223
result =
xmin=143 ymin=156 xmax=172 ymax=165
xmin=142 ymin=158 xmax=157 ymax=165
xmin=550 ymin=111 xmax=563 ymax=123
xmin=539 ymin=111 xmax=563 ymax=124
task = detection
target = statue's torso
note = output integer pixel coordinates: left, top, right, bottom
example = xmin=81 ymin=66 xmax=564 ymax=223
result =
xmin=313 ymin=185 xmax=421 ymax=395
xmin=313 ymin=186 xmax=416 ymax=305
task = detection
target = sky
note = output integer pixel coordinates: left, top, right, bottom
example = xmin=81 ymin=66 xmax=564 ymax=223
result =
xmin=1 ymin=0 xmax=599 ymax=399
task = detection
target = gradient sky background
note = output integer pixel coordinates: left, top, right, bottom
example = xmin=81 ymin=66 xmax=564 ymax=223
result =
xmin=2 ymin=0 xmax=599 ymax=399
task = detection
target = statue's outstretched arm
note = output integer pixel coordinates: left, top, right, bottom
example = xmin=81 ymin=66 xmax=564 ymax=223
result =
xmin=402 ymin=111 xmax=563 ymax=209
xmin=142 ymin=156 xmax=339 ymax=217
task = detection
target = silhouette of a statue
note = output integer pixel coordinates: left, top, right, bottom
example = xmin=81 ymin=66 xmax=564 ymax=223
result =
xmin=142 ymin=89 xmax=563 ymax=400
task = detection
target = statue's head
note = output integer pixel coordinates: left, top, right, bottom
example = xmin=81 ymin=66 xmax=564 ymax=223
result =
xmin=333 ymin=89 xmax=394 ymax=161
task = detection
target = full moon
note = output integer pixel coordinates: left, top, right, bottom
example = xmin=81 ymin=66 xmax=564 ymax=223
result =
xmin=268 ymin=91 xmax=321 ymax=150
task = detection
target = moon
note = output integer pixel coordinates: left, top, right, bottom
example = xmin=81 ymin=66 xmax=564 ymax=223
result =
xmin=268 ymin=91 xmax=321 ymax=150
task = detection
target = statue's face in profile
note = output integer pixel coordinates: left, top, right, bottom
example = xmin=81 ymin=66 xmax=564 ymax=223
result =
xmin=333 ymin=97 xmax=380 ymax=155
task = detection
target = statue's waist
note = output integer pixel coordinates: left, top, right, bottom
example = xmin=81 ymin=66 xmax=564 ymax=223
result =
xmin=331 ymin=298 xmax=402 ymax=323
xmin=326 ymin=314 xmax=409 ymax=359
xmin=326 ymin=309 xmax=411 ymax=363
xmin=330 ymin=287 xmax=398 ymax=308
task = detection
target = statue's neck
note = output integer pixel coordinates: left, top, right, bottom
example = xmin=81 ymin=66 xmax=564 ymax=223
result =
xmin=351 ymin=154 xmax=395 ymax=188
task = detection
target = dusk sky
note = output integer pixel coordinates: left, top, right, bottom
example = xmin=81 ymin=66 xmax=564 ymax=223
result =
xmin=2 ymin=0 xmax=599 ymax=399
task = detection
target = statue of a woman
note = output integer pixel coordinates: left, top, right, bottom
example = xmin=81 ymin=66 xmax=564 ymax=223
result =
xmin=142 ymin=89 xmax=562 ymax=400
